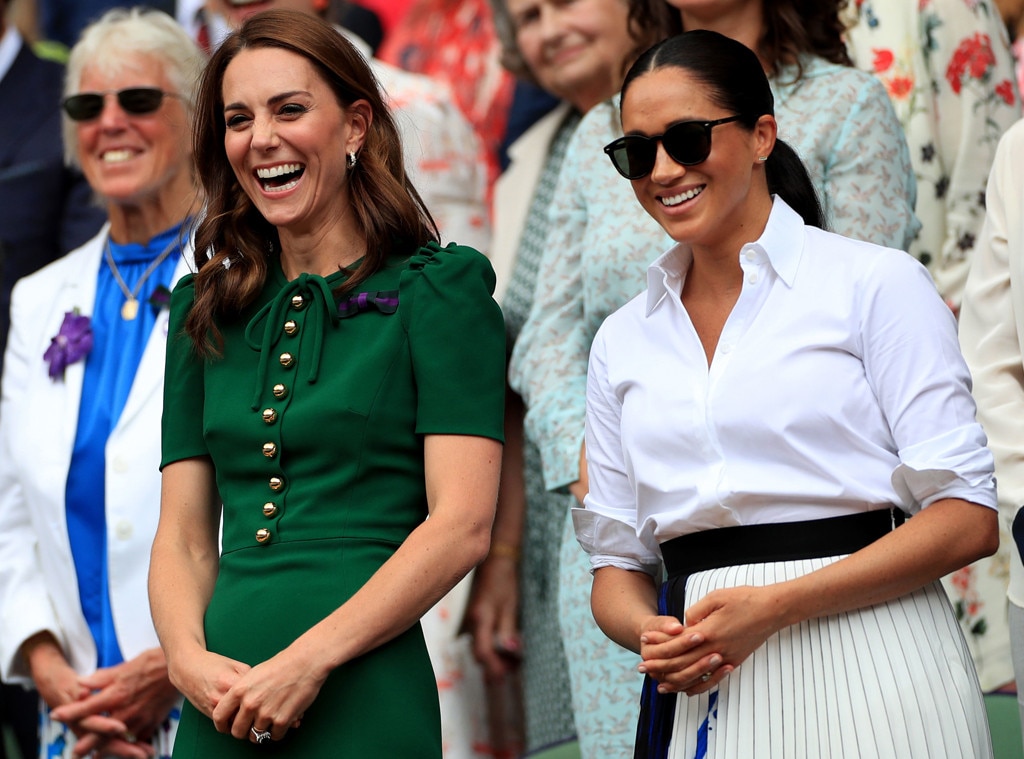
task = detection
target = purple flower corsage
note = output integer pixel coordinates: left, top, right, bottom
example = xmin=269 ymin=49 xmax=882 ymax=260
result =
xmin=43 ymin=309 xmax=93 ymax=380
xmin=337 ymin=290 xmax=399 ymax=318
xmin=148 ymin=284 xmax=173 ymax=312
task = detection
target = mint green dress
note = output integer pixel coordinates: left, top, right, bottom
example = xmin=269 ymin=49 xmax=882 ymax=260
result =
xmin=161 ymin=242 xmax=506 ymax=757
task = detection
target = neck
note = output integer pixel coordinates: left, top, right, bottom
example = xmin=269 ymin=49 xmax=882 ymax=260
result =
xmin=679 ymin=6 xmax=767 ymax=68
xmin=106 ymin=176 xmax=197 ymax=245
xmin=686 ymin=192 xmax=774 ymax=289
xmin=278 ymin=216 xmax=366 ymax=281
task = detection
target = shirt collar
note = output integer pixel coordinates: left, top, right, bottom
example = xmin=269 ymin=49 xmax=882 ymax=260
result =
xmin=644 ymin=195 xmax=806 ymax=316
xmin=0 ymin=27 xmax=23 ymax=83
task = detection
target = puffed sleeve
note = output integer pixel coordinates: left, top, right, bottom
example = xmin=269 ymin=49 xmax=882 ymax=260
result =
xmin=161 ymin=274 xmax=209 ymax=468
xmin=575 ymin=325 xmax=661 ymax=575
xmin=402 ymin=242 xmax=506 ymax=441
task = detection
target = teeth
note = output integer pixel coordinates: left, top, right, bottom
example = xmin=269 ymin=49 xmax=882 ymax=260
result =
xmin=264 ymin=178 xmax=300 ymax=193
xmin=102 ymin=149 xmax=134 ymax=163
xmin=256 ymin=163 xmax=303 ymax=179
xmin=661 ymin=186 xmax=704 ymax=207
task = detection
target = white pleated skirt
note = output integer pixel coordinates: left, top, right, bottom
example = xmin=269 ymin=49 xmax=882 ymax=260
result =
xmin=666 ymin=557 xmax=992 ymax=759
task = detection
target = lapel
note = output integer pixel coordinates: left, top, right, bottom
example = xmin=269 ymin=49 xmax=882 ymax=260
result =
xmin=116 ymin=239 xmax=196 ymax=432
xmin=41 ymin=229 xmax=107 ymax=471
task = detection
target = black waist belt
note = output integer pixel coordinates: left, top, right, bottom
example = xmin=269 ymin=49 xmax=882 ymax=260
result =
xmin=660 ymin=508 xmax=905 ymax=580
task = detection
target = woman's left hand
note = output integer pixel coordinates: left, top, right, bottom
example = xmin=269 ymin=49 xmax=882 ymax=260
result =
xmin=642 ymin=585 xmax=785 ymax=696
xmin=49 ymin=647 xmax=179 ymax=754
xmin=211 ymin=644 xmax=325 ymax=744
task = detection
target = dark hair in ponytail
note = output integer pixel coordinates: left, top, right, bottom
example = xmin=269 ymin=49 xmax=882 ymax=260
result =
xmin=620 ymin=30 xmax=826 ymax=230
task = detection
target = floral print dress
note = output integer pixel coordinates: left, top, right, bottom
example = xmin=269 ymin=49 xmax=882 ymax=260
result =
xmin=845 ymin=0 xmax=1021 ymax=693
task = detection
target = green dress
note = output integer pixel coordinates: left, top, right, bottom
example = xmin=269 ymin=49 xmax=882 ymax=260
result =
xmin=161 ymin=242 xmax=506 ymax=757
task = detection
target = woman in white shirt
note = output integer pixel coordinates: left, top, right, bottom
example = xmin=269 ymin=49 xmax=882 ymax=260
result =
xmin=581 ymin=29 xmax=999 ymax=759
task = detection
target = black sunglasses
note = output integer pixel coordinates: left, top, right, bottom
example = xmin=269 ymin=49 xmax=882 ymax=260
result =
xmin=603 ymin=115 xmax=743 ymax=179
xmin=62 ymin=87 xmax=177 ymax=122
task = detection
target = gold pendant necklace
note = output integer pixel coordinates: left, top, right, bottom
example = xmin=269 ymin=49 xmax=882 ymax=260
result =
xmin=104 ymin=234 xmax=179 ymax=321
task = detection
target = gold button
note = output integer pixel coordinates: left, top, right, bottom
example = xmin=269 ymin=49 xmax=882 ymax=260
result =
xmin=262 ymin=502 xmax=278 ymax=517
xmin=283 ymin=320 xmax=298 ymax=336
xmin=291 ymin=294 xmax=305 ymax=310
xmin=273 ymin=383 xmax=288 ymax=399
xmin=262 ymin=408 xmax=278 ymax=424
xmin=269 ymin=476 xmax=284 ymax=492
xmin=262 ymin=442 xmax=278 ymax=458
xmin=255 ymin=528 xmax=271 ymax=544
xmin=279 ymin=352 xmax=294 ymax=368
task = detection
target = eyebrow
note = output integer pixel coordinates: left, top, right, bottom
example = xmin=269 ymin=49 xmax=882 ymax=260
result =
xmin=223 ymin=90 xmax=311 ymax=112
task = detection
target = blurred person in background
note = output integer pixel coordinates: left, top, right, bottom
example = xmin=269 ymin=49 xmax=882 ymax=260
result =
xmin=0 ymin=8 xmax=203 ymax=758
xmin=843 ymin=0 xmax=1021 ymax=701
xmin=378 ymin=0 xmax=517 ymax=189
xmin=464 ymin=2 xmax=672 ymax=755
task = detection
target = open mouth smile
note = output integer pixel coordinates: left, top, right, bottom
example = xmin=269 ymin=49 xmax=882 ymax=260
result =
xmin=255 ymin=162 xmax=305 ymax=193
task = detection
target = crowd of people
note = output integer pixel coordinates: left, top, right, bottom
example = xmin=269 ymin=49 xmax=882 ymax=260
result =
xmin=1 ymin=0 xmax=1024 ymax=758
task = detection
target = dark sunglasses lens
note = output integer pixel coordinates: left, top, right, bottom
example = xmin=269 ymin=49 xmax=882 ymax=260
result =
xmin=607 ymin=137 xmax=656 ymax=179
xmin=62 ymin=93 xmax=104 ymax=121
xmin=118 ymin=88 xmax=165 ymax=114
xmin=663 ymin=122 xmax=711 ymax=166
xmin=62 ymin=88 xmax=165 ymax=121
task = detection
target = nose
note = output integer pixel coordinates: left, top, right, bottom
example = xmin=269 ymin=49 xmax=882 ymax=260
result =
xmin=649 ymin=141 xmax=685 ymax=184
xmin=96 ymin=93 xmax=129 ymax=131
xmin=250 ymin=115 xmax=279 ymax=152
xmin=538 ymin=4 xmax=565 ymax=45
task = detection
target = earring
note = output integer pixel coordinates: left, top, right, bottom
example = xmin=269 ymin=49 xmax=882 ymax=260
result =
xmin=757 ymin=156 xmax=768 ymax=162
xmin=347 ymin=151 xmax=358 ymax=168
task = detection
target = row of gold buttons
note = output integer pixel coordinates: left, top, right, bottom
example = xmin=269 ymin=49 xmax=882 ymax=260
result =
xmin=255 ymin=311 xmax=302 ymax=545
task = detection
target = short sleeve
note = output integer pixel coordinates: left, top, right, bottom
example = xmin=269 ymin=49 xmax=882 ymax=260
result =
xmin=161 ymin=274 xmax=209 ymax=468
xmin=403 ymin=243 xmax=506 ymax=441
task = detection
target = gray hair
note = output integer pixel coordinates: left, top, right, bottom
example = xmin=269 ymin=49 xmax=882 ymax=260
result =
xmin=63 ymin=7 xmax=205 ymax=167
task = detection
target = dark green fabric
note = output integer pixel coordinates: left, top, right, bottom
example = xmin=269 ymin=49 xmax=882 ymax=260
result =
xmin=162 ymin=242 xmax=506 ymax=757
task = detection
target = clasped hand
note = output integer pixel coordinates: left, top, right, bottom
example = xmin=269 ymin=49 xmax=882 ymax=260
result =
xmin=637 ymin=585 xmax=786 ymax=696
xmin=44 ymin=648 xmax=179 ymax=758
xmin=177 ymin=646 xmax=322 ymax=745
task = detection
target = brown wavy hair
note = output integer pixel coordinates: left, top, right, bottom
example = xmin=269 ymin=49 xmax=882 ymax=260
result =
xmin=186 ymin=9 xmax=437 ymax=355
xmin=759 ymin=0 xmax=852 ymax=76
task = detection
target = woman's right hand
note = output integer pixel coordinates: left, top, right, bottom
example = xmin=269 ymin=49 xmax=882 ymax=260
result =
xmin=167 ymin=649 xmax=250 ymax=720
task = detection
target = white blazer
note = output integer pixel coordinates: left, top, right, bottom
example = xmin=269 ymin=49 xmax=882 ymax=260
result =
xmin=490 ymin=102 xmax=572 ymax=304
xmin=959 ymin=118 xmax=1024 ymax=607
xmin=0 ymin=225 xmax=193 ymax=683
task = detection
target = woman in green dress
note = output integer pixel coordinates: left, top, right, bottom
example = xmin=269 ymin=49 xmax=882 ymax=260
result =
xmin=148 ymin=10 xmax=506 ymax=757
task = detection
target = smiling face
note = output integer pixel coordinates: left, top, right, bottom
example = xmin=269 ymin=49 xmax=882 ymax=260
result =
xmin=221 ymin=46 xmax=368 ymax=237
xmin=507 ymin=0 xmax=636 ymax=110
xmin=74 ymin=54 xmax=193 ymax=211
xmin=620 ymin=66 xmax=774 ymax=255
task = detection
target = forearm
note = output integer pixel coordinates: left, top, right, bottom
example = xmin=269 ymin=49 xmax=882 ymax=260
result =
xmin=591 ymin=566 xmax=659 ymax=654
xmin=772 ymin=499 xmax=997 ymax=630
xmin=292 ymin=508 xmax=492 ymax=678
xmin=149 ymin=535 xmax=218 ymax=672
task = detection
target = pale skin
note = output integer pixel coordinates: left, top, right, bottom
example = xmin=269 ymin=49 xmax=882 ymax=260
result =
xmin=589 ymin=67 xmax=999 ymax=698
xmin=149 ymin=50 xmax=501 ymax=743
xmin=16 ymin=54 xmax=199 ymax=759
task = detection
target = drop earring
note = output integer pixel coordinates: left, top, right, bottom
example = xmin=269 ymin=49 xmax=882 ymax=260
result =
xmin=347 ymin=151 xmax=358 ymax=168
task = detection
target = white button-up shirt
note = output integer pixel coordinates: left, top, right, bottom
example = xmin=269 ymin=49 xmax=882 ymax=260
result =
xmin=577 ymin=198 xmax=996 ymax=575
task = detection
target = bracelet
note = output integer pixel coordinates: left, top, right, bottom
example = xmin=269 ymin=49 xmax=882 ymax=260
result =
xmin=489 ymin=541 xmax=520 ymax=561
